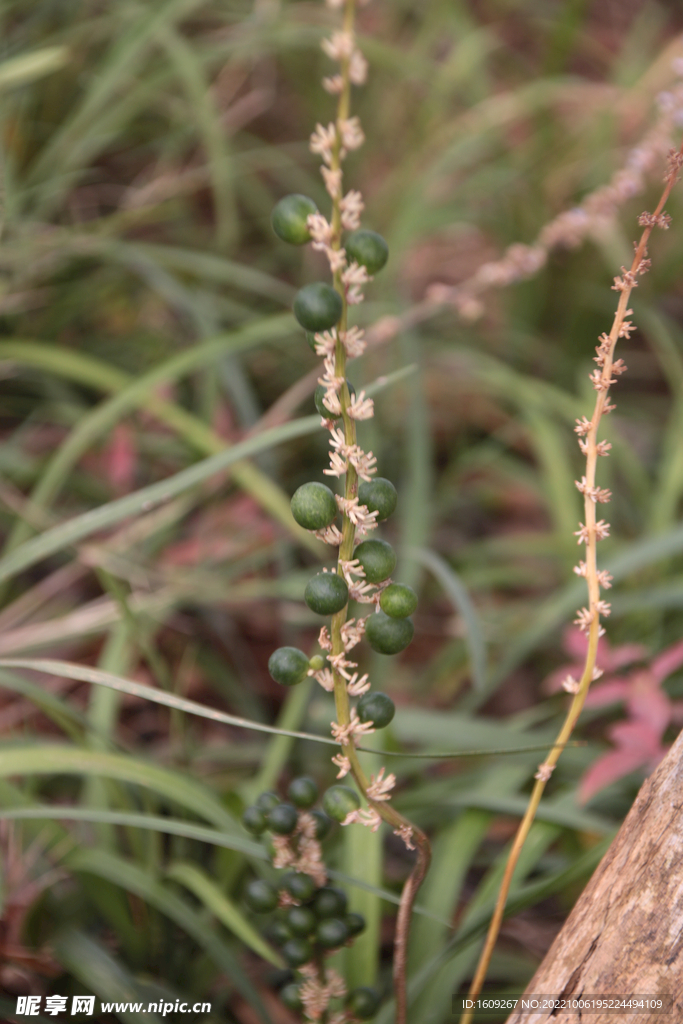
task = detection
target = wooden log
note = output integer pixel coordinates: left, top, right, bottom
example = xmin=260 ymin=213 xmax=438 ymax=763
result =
xmin=504 ymin=727 xmax=683 ymax=1024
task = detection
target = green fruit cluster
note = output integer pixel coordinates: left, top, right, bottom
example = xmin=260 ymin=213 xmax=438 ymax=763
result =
xmin=241 ymin=778 xmax=382 ymax=1015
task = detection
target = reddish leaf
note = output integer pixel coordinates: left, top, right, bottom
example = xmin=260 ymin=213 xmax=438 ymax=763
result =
xmin=103 ymin=423 xmax=137 ymax=494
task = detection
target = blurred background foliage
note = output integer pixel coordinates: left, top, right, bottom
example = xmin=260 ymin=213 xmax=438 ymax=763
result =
xmin=2 ymin=0 xmax=683 ymax=1021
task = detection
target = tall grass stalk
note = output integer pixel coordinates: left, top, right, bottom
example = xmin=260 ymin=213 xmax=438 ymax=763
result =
xmin=460 ymin=138 xmax=683 ymax=1023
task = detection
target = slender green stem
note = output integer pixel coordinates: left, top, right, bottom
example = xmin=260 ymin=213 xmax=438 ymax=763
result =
xmin=320 ymin=3 xmax=431 ymax=1021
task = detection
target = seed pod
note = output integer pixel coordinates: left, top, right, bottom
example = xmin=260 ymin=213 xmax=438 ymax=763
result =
xmin=286 ymin=906 xmax=317 ymax=937
xmin=358 ymin=477 xmax=397 ymax=521
xmin=346 ymin=987 xmax=382 ymax=1019
xmin=244 ymin=878 xmax=279 ymax=913
xmin=282 ymin=937 xmax=314 ymax=968
xmin=344 ymin=230 xmax=389 ymax=274
xmin=280 ymin=983 xmax=303 ymax=1012
xmin=313 ymin=886 xmax=348 ymax=919
xmin=380 ymin=582 xmax=417 ymax=618
xmin=322 ymin=785 xmax=360 ymax=823
xmin=316 ymin=917 xmax=350 ymax=949
xmin=365 ymin=612 xmax=414 ymax=655
xmin=272 ymin=194 xmax=318 ymax=245
xmin=357 ymin=691 xmax=396 ymax=729
xmin=241 ymin=805 xmax=267 ymax=835
xmin=293 ymin=282 xmax=343 ymax=332
xmin=283 ymin=871 xmax=316 ymax=902
xmin=290 ymin=482 xmax=337 ymax=531
xmin=266 ymin=802 xmax=299 ymax=835
xmin=304 ymin=572 xmax=349 ymax=616
xmin=255 ymin=791 xmax=280 ymax=813
xmin=268 ymin=647 xmax=310 ymax=687
xmin=287 ymin=776 xmax=319 ymax=809
xmin=345 ymin=911 xmax=366 ymax=936
xmin=353 ymin=538 xmax=396 ymax=584
xmin=310 ymin=809 xmax=333 ymax=839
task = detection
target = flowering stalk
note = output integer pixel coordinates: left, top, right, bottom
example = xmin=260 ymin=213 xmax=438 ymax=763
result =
xmin=459 ymin=140 xmax=683 ymax=1024
xmin=266 ymin=1 xmax=431 ymax=1021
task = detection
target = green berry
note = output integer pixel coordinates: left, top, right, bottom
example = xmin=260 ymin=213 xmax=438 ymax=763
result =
xmin=314 ymin=380 xmax=355 ymax=419
xmin=293 ymin=282 xmax=343 ymax=332
xmin=344 ymin=230 xmax=389 ymax=275
xmin=280 ymin=983 xmax=303 ymax=1012
xmin=256 ymin=791 xmax=280 ymax=813
xmin=282 ymin=937 xmax=314 ymax=968
xmin=322 ymin=785 xmax=360 ymax=823
xmin=365 ymin=612 xmax=414 ymax=655
xmin=245 ymin=879 xmax=278 ymax=913
xmin=316 ymin=917 xmax=349 ymax=949
xmin=270 ymin=920 xmax=292 ymax=945
xmin=286 ymin=906 xmax=317 ymax=937
xmin=268 ymin=647 xmax=310 ymax=687
xmin=380 ymin=583 xmax=417 ymax=618
xmin=291 ymin=482 xmax=337 ymax=531
xmin=345 ymin=912 xmax=366 ymax=937
xmin=353 ymin=539 xmax=396 ymax=584
xmin=357 ymin=691 xmax=396 ymax=729
xmin=242 ymin=805 xmax=267 ymax=835
xmin=287 ymin=776 xmax=319 ymax=809
xmin=313 ymin=886 xmax=348 ymax=919
xmin=282 ymin=871 xmax=316 ymax=903
xmin=304 ymin=572 xmax=348 ymax=616
xmin=346 ymin=987 xmax=382 ymax=1019
xmin=272 ymin=194 xmax=318 ymax=245
xmin=308 ymin=654 xmax=325 ymax=672
xmin=267 ymin=802 xmax=298 ymax=835
xmin=358 ymin=478 xmax=397 ymax=521
xmin=310 ymin=809 xmax=333 ymax=840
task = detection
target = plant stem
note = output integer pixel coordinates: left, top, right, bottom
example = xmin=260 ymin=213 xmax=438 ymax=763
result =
xmin=459 ymin=138 xmax=683 ymax=1024
xmin=323 ymin=2 xmax=431 ymax=1020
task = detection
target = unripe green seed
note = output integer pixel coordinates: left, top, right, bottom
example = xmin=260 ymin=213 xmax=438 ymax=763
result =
xmin=358 ymin=477 xmax=397 ymax=521
xmin=314 ymin=380 xmax=355 ymax=419
xmin=280 ymin=983 xmax=303 ymax=1012
xmin=345 ymin=912 xmax=366 ymax=937
xmin=353 ymin=538 xmax=396 ymax=584
xmin=313 ymin=886 xmax=348 ymax=919
xmin=286 ymin=906 xmax=317 ymax=937
xmin=357 ymin=691 xmax=396 ymax=729
xmin=308 ymin=654 xmax=325 ymax=672
xmin=267 ymin=802 xmax=299 ymax=835
xmin=290 ymin=482 xmax=337 ymax=531
xmin=346 ymin=987 xmax=382 ymax=1019
xmin=242 ymin=805 xmax=267 ymax=835
xmin=316 ymin=917 xmax=349 ymax=949
xmin=282 ymin=937 xmax=314 ymax=967
xmin=293 ymin=282 xmax=343 ymax=332
xmin=287 ymin=776 xmax=319 ymax=809
xmin=256 ymin=791 xmax=280 ymax=813
xmin=365 ymin=612 xmax=414 ymax=655
xmin=345 ymin=230 xmax=389 ymax=275
xmin=310 ymin=809 xmax=333 ymax=840
xmin=272 ymin=194 xmax=318 ymax=245
xmin=270 ymin=920 xmax=292 ymax=945
xmin=282 ymin=871 xmax=316 ymax=902
xmin=244 ymin=878 xmax=279 ymax=913
xmin=304 ymin=572 xmax=348 ymax=616
xmin=380 ymin=582 xmax=418 ymax=618
xmin=322 ymin=785 xmax=360 ymax=823
xmin=268 ymin=647 xmax=310 ymax=687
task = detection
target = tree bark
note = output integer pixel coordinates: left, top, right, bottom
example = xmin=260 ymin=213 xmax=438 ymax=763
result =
xmin=505 ymin=727 xmax=683 ymax=1024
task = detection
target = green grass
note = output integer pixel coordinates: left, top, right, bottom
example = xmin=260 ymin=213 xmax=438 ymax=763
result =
xmin=1 ymin=1 xmax=683 ymax=1021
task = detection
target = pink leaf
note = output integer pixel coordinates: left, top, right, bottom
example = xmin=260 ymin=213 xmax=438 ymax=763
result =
xmin=103 ymin=423 xmax=136 ymax=494
xmin=651 ymin=639 xmax=683 ymax=682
